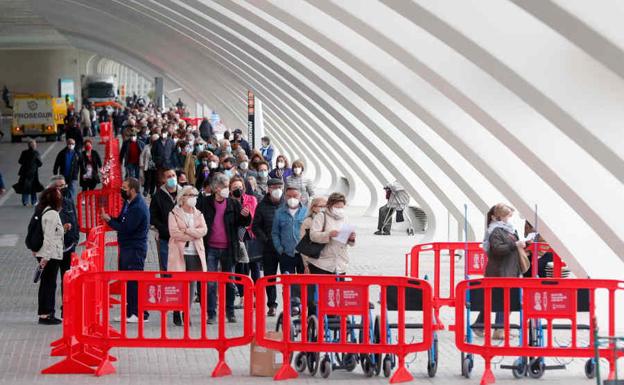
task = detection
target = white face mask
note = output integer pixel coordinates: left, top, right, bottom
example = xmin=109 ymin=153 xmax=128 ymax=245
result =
xmin=219 ymin=188 xmax=230 ymax=198
xmin=271 ymin=188 xmax=283 ymax=200
xmin=293 ymin=167 xmax=302 ymax=176
xmin=287 ymin=197 xmax=299 ymax=208
xmin=173 ymin=138 xmax=179 ymax=144
xmin=131 ymin=136 xmax=137 ymax=142
xmin=331 ymin=207 xmax=345 ymax=218
xmin=209 ymin=161 xmax=218 ymax=169
xmin=162 ymin=133 xmax=168 ymax=139
xmin=68 ymin=144 xmax=75 ymax=151
xmin=186 ymin=197 xmax=197 ymax=207
xmin=277 ymin=161 xmax=285 ymax=169
xmin=239 ymin=162 xmax=248 ymax=170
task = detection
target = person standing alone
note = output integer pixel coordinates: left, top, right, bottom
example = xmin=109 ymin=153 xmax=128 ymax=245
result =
xmin=14 ymin=139 xmax=44 ymax=206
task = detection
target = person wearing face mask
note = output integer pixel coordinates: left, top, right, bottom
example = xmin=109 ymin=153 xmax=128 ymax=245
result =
xmin=64 ymin=116 xmax=84 ymax=150
xmin=48 ymin=175 xmax=78 ymax=302
xmin=176 ymin=171 xmax=189 ymax=187
xmin=79 ymin=139 xmax=102 ymax=191
xmin=150 ymin=169 xmax=179 ymax=272
xmin=230 ymin=128 xmax=251 ymax=157
xmin=194 ymin=151 xmax=211 ymax=189
xmin=269 ymin=155 xmax=292 ymax=183
xmin=181 ymin=142 xmax=197 ymax=187
xmin=14 ymin=139 xmax=44 ymax=207
xmin=53 ymin=139 xmax=81 ymax=199
xmin=255 ymin=161 xmax=270 ymax=197
xmin=309 ymin=192 xmax=356 ymax=275
xmin=299 ymin=196 xmax=327 ymax=273
xmin=285 ymin=159 xmax=315 ymax=205
xmin=221 ymin=156 xmax=238 ymax=179
xmin=236 ymin=155 xmax=252 ymax=180
xmin=101 ymin=178 xmax=150 ymax=324
xmin=151 ymin=129 xmax=176 ymax=172
xmin=251 ymin=178 xmax=285 ymax=316
xmin=260 ymin=136 xmax=274 ymax=168
xmin=140 ymin=134 xmax=159 ymax=197
xmin=215 ymin=139 xmax=232 ymax=158
xmin=198 ymin=173 xmax=251 ymax=324
xmin=472 ymin=203 xmax=526 ymax=340
xmin=167 ymin=185 xmax=208 ymax=326
xmin=271 ymin=187 xmax=308 ymax=307
xmin=119 ymin=130 xmax=145 ymax=180
xmin=229 ymin=176 xmax=259 ymax=309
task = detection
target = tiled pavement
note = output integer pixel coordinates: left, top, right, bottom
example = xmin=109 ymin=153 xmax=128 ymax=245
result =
xmin=0 ymin=140 xmax=608 ymax=385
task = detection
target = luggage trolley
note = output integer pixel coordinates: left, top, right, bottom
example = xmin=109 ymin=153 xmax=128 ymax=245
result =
xmin=381 ymin=181 xmax=416 ymax=236
xmin=377 ymin=284 xmax=439 ymax=378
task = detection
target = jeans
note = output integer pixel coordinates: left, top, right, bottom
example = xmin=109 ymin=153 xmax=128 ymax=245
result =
xmin=307 ymin=263 xmax=335 ymax=317
xmin=126 ymin=164 xmax=140 ymax=179
xmin=66 ymin=180 xmax=75 ymax=200
xmin=158 ymin=238 xmax=169 ymax=271
xmin=22 ymin=193 xmax=37 ymax=206
xmin=38 ymin=258 xmax=60 ymax=316
xmin=119 ymin=247 xmax=146 ymax=317
xmin=206 ymin=248 xmax=235 ymax=318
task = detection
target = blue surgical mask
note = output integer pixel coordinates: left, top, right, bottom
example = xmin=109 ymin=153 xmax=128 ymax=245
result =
xmin=259 ymin=171 xmax=268 ymax=178
xmin=224 ymin=169 xmax=233 ymax=177
xmin=166 ymin=177 xmax=177 ymax=188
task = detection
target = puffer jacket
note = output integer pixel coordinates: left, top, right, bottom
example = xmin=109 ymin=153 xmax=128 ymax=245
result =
xmin=309 ymin=210 xmax=354 ymax=274
xmin=36 ymin=208 xmax=64 ymax=261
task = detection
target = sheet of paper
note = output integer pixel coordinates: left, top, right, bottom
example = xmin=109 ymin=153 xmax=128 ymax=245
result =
xmin=525 ymin=232 xmax=538 ymax=243
xmin=333 ymin=223 xmax=355 ymax=244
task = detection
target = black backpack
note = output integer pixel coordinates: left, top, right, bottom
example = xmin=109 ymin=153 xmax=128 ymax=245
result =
xmin=25 ymin=207 xmax=51 ymax=252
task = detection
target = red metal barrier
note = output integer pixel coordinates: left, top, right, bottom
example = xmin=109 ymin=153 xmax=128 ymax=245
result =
xmin=405 ymin=242 xmax=567 ymax=330
xmin=76 ymin=189 xmax=123 ymax=238
xmin=99 ymin=122 xmax=113 ymax=144
xmin=43 ymin=271 xmax=254 ymax=377
xmin=255 ymin=275 xmax=433 ymax=383
xmin=455 ymin=278 xmax=624 ymax=385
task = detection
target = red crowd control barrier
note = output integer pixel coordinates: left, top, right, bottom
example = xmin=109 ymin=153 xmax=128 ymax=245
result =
xmin=44 ymin=271 xmax=254 ymax=377
xmin=405 ymin=242 xmax=567 ymax=330
xmin=255 ymin=275 xmax=433 ymax=383
xmin=76 ymin=189 xmax=123 ymax=240
xmin=181 ymin=117 xmax=202 ymax=127
xmin=99 ymin=122 xmax=113 ymax=144
xmin=455 ymin=278 xmax=624 ymax=385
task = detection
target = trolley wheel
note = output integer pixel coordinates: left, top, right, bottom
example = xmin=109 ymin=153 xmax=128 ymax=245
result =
xmin=528 ymin=358 xmax=545 ymax=379
xmin=373 ymin=315 xmax=382 ymax=376
xmin=275 ymin=312 xmax=283 ymax=332
xmin=307 ymin=352 xmax=320 ymax=376
xmin=461 ymin=355 xmax=473 ymax=378
xmin=512 ymin=357 xmax=527 ymax=379
xmin=320 ymin=356 xmax=332 ymax=379
xmin=344 ymin=353 xmax=357 ymax=372
xmin=362 ymin=355 xmax=375 ymax=378
xmin=294 ymin=352 xmax=307 ymax=373
xmin=585 ymin=359 xmax=596 ymax=379
xmin=427 ymin=336 xmax=438 ymax=378
xmin=383 ymin=356 xmax=393 ymax=378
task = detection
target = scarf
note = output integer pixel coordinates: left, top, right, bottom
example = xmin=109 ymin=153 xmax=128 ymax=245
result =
xmin=483 ymin=220 xmax=515 ymax=253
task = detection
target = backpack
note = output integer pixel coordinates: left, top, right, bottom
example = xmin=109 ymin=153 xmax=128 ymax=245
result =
xmin=25 ymin=207 xmax=51 ymax=252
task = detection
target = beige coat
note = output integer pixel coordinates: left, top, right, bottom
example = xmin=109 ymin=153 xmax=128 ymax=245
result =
xmin=167 ymin=206 xmax=208 ymax=272
xmin=36 ymin=208 xmax=64 ymax=261
xmin=309 ymin=211 xmax=354 ymax=274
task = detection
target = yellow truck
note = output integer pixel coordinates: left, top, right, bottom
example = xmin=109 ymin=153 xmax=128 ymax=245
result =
xmin=11 ymin=94 xmax=67 ymax=142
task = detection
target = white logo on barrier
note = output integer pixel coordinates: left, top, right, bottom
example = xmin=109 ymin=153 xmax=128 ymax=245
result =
xmin=148 ymin=285 xmax=157 ymax=304
xmin=328 ymin=289 xmax=335 ymax=307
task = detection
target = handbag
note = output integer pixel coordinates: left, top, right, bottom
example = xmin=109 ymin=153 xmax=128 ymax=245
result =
xmin=236 ymin=227 xmax=249 ymax=263
xmin=517 ymin=245 xmax=530 ymax=274
xmin=246 ymin=237 xmax=264 ymax=262
xmin=295 ymin=214 xmax=326 ymax=259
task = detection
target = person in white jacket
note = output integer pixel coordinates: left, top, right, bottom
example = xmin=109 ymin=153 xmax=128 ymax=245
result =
xmin=34 ymin=187 xmax=68 ymax=325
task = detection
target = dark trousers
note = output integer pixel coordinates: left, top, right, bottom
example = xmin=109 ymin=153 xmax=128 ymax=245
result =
xmin=60 ymin=250 xmax=72 ymax=288
xmin=119 ymin=247 xmax=146 ymax=317
xmin=38 ymin=258 xmax=60 ymax=316
xmin=279 ymin=253 xmax=305 ymax=305
xmin=143 ymin=169 xmax=157 ymax=196
xmin=235 ymin=261 xmax=262 ymax=297
xmin=378 ymin=204 xmax=394 ymax=232
xmin=262 ymin=249 xmax=280 ymax=308
xmin=81 ymin=179 xmax=98 ymax=191
xmin=22 ymin=193 xmax=37 ymax=206
xmin=206 ymin=248 xmax=235 ymax=318
xmin=307 ymin=263 xmax=335 ymax=317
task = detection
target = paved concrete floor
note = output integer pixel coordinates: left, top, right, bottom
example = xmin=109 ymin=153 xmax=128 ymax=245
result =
xmin=0 ymin=138 xmax=606 ymax=385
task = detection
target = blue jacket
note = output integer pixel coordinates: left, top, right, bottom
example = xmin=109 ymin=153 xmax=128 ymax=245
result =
xmin=272 ymin=204 xmax=307 ymax=257
xmin=108 ymin=194 xmax=150 ymax=252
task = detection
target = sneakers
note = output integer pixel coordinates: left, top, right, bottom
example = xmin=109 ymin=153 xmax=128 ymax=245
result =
xmin=38 ymin=315 xmax=62 ymax=325
xmin=374 ymin=230 xmax=391 ymax=235
xmin=113 ymin=314 xmax=149 ymax=323
xmin=207 ymin=316 xmax=216 ymax=325
xmin=234 ymin=297 xmax=244 ymax=310
xmin=267 ymin=307 xmax=276 ymax=317
xmin=472 ymin=328 xmax=484 ymax=338
xmin=492 ymin=329 xmax=505 ymax=340
xmin=227 ymin=314 xmax=237 ymax=323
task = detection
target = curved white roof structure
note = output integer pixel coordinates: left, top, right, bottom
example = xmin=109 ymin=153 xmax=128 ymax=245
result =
xmin=23 ymin=0 xmax=624 ymax=280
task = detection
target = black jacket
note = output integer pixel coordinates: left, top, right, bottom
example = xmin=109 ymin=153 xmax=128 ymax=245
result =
xmin=60 ymin=193 xmax=79 ymax=250
xmin=151 ymin=138 xmax=176 ymax=170
xmin=199 ymin=119 xmax=213 ymax=141
xmin=199 ymin=195 xmax=251 ymax=265
xmin=64 ymin=126 xmax=84 ymax=150
xmin=149 ymin=185 xmax=178 ymax=240
xmin=53 ymin=148 xmax=81 ymax=181
xmin=79 ymin=149 xmax=103 ymax=187
xmin=13 ymin=148 xmax=44 ymax=194
xmin=251 ymin=194 xmax=281 ymax=256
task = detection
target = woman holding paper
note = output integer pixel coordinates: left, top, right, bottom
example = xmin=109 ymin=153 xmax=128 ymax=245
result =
xmin=309 ymin=192 xmax=355 ymax=275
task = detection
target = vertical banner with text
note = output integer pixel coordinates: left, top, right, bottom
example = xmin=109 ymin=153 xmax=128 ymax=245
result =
xmin=247 ymin=90 xmax=255 ymax=148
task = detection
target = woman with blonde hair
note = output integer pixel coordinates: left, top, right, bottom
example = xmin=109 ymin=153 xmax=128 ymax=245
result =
xmin=473 ymin=203 xmax=527 ymax=339
xmin=168 ymin=185 xmax=208 ymax=326
xmin=299 ymin=196 xmax=327 ymax=273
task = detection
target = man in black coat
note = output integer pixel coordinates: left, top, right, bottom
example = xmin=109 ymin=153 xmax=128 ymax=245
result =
xmin=230 ymin=128 xmax=251 ymax=157
xmin=151 ymin=132 xmax=176 ymax=171
xmin=149 ymin=168 xmax=179 ymax=271
xmin=198 ymin=118 xmax=213 ymax=142
xmin=199 ymin=173 xmax=251 ymax=323
xmin=14 ymin=139 xmax=44 ymax=206
xmin=53 ymin=139 xmax=81 ymax=199
xmin=251 ymin=178 xmax=284 ymax=316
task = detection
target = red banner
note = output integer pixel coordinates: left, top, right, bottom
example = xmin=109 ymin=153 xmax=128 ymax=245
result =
xmin=320 ymin=285 xmax=365 ymax=313
xmin=524 ymin=288 xmax=575 ymax=317
xmin=141 ymin=282 xmax=185 ymax=309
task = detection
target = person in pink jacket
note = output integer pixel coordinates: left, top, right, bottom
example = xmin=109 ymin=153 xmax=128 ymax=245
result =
xmin=168 ymin=185 xmax=208 ymax=326
xmin=229 ymin=175 xmax=259 ymax=309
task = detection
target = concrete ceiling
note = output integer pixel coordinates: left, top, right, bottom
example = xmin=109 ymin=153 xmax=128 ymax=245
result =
xmin=0 ymin=0 xmax=70 ymax=48
xmin=7 ymin=0 xmax=624 ymax=280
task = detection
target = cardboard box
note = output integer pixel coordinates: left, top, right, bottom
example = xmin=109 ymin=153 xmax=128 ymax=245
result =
xmin=250 ymin=331 xmax=283 ymax=377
